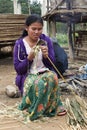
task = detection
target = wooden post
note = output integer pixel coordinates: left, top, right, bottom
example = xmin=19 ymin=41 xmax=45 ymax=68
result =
xmin=28 ymin=0 xmax=31 ymax=14
xmin=72 ymin=23 xmax=75 ymax=47
xmin=13 ymin=0 xmax=21 ymax=14
xmin=48 ymin=20 xmax=51 ymax=37
xmin=51 ymin=20 xmax=56 ymax=37
xmin=66 ymin=0 xmax=74 ymax=60
xmin=41 ymin=0 xmax=47 ymax=35
xmin=67 ymin=22 xmax=74 ymax=60
xmin=47 ymin=0 xmax=49 ymax=11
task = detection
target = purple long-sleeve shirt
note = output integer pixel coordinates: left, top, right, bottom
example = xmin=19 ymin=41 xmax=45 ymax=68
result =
xmin=13 ymin=34 xmax=55 ymax=94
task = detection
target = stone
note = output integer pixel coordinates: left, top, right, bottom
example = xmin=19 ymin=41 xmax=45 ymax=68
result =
xmin=5 ymin=85 xmax=17 ymax=98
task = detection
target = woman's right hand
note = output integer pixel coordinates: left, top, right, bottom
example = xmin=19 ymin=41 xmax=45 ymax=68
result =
xmin=27 ymin=48 xmax=35 ymax=61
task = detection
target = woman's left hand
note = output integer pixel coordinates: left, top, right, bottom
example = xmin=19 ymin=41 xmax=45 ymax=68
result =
xmin=40 ymin=45 xmax=48 ymax=58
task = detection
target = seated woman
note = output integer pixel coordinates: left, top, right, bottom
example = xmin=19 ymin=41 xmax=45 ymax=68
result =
xmin=13 ymin=14 xmax=66 ymax=121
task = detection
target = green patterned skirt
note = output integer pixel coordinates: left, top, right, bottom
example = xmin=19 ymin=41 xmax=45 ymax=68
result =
xmin=19 ymin=71 xmax=63 ymax=121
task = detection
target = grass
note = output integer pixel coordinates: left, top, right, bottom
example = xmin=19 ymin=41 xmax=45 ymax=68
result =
xmin=56 ymin=33 xmax=68 ymax=47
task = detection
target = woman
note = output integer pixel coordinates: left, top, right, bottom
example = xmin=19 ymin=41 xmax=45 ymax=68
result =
xmin=13 ymin=14 xmax=66 ymax=121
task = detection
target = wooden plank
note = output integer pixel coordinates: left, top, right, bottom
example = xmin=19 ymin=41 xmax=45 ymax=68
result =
xmin=0 ymin=20 xmax=25 ymax=24
xmin=0 ymin=14 xmax=27 ymax=44
xmin=0 ymin=14 xmax=27 ymax=24
xmin=0 ymin=29 xmax=23 ymax=33
xmin=74 ymin=47 xmax=87 ymax=52
xmin=0 ymin=36 xmax=21 ymax=42
xmin=0 ymin=14 xmax=28 ymax=20
xmin=0 ymin=25 xmax=24 ymax=29
xmin=0 ymin=14 xmax=27 ymax=17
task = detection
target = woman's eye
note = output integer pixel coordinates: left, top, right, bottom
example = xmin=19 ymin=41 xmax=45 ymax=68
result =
xmin=32 ymin=28 xmax=42 ymax=31
xmin=32 ymin=28 xmax=36 ymax=31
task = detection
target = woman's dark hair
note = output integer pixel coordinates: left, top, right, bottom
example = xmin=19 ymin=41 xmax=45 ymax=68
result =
xmin=21 ymin=14 xmax=43 ymax=38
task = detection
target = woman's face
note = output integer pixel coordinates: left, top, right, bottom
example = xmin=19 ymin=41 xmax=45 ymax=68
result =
xmin=26 ymin=22 xmax=43 ymax=41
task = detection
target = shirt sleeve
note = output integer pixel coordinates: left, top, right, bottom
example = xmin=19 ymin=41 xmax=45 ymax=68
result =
xmin=13 ymin=39 xmax=33 ymax=75
xmin=40 ymin=34 xmax=55 ymax=70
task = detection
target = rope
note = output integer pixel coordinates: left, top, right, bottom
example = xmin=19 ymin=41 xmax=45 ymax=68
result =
xmin=47 ymin=56 xmax=66 ymax=82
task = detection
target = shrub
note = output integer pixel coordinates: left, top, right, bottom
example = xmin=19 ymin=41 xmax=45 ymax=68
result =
xmin=56 ymin=33 xmax=68 ymax=47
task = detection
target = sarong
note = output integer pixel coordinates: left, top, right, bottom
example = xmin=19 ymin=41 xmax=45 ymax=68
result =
xmin=19 ymin=71 xmax=63 ymax=120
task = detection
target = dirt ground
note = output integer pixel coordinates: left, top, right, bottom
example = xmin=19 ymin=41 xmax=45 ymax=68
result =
xmin=0 ymin=56 xmax=87 ymax=130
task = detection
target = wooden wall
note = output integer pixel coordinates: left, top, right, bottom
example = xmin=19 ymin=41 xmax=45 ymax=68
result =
xmin=0 ymin=14 xmax=27 ymax=48
xmin=74 ymin=31 xmax=87 ymax=61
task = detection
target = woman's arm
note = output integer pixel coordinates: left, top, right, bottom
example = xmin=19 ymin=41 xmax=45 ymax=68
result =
xmin=13 ymin=39 xmax=32 ymax=75
xmin=40 ymin=34 xmax=55 ymax=69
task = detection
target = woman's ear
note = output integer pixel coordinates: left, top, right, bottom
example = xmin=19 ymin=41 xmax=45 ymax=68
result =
xmin=25 ymin=28 xmax=28 ymax=31
xmin=25 ymin=25 xmax=28 ymax=31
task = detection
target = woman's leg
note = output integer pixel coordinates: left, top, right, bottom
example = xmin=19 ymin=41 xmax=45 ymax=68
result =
xmin=18 ymin=71 xmax=66 ymax=120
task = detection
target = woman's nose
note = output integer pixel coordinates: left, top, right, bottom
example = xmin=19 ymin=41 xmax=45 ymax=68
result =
xmin=35 ymin=30 xmax=39 ymax=33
